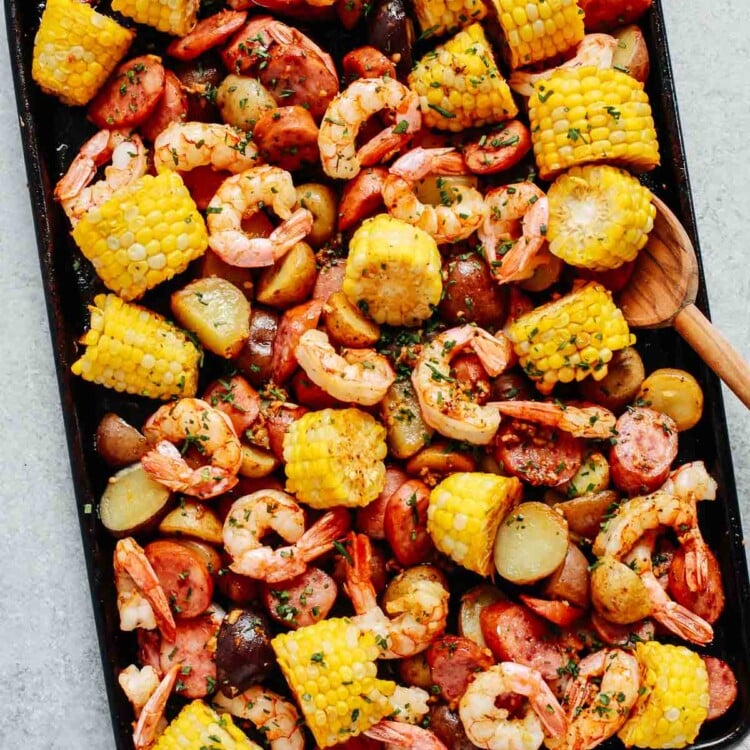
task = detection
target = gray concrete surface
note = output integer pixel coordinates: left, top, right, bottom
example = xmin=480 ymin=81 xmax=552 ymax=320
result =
xmin=0 ymin=0 xmax=747 ymax=747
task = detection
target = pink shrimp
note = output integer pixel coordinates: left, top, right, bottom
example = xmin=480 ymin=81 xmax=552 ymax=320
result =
xmin=131 ymin=665 xmax=180 ymax=750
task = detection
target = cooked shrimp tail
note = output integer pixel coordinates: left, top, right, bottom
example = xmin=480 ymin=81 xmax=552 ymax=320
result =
xmin=661 ymin=461 xmax=718 ymax=503
xmin=389 ymin=147 xmax=468 ymax=181
xmin=343 ymin=531 xmax=379 ymax=614
xmin=364 ymin=720 xmax=448 ymax=749
xmin=132 ymin=664 xmax=179 ymax=750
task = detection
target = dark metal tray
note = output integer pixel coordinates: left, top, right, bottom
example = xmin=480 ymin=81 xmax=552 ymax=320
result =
xmin=5 ymin=1 xmax=750 ymax=747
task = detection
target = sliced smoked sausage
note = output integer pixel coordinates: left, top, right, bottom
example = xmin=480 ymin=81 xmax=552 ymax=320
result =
xmin=262 ymin=567 xmax=338 ymax=629
xmin=703 ymin=656 xmax=738 ymax=720
xmin=426 ymin=635 xmax=494 ymax=705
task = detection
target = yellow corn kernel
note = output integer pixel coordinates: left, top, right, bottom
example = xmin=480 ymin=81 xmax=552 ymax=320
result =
xmin=111 ymin=0 xmax=200 ymax=36
xmin=413 ymin=0 xmax=488 ymax=38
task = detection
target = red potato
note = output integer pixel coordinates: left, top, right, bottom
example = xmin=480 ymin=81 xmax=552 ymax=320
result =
xmin=203 ymin=375 xmax=261 ymax=437
xmin=519 ymin=595 xmax=585 ymax=627
xmin=543 ymin=543 xmax=591 ymax=609
xmin=88 ymin=55 xmax=166 ymax=129
xmin=233 ymin=306 xmax=279 ymax=387
xmin=356 ymin=466 xmax=408 ymax=539
xmin=452 ymin=353 xmax=491 ymax=405
xmin=703 ymin=656 xmax=738 ymax=720
xmin=145 ymin=540 xmax=214 ymax=619
xmin=172 ymin=539 xmax=222 ymax=577
xmin=313 ymin=258 xmax=347 ymax=302
xmin=610 ymin=407 xmax=678 ymax=495
xmin=253 ymin=106 xmax=320 ymax=172
xmin=262 ymin=567 xmax=338 ymax=629
xmin=270 ymin=299 xmax=324 ymax=384
xmin=265 ymin=404 xmax=308 ymax=462
xmin=215 ymin=561 xmax=260 ymax=604
xmin=384 ymin=480 xmax=435 ymax=566
xmin=95 ymin=413 xmax=148 ymax=468
xmin=463 ymin=120 xmax=532 ymax=175
xmin=342 ymin=46 xmax=397 ymax=82
xmin=338 ymin=168 xmax=388 ymax=232
xmin=667 ymin=546 xmax=725 ymax=624
xmin=167 ymin=10 xmax=248 ymax=61
xmin=579 ymin=0 xmax=653 ymax=32
xmin=426 ymin=635 xmax=494 ymax=705
xmin=140 ymin=71 xmax=188 ymax=142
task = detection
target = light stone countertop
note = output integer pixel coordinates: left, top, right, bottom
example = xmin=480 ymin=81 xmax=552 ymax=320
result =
xmin=0 ymin=1 xmax=748 ymax=747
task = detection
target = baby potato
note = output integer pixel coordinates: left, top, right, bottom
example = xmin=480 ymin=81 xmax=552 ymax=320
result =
xmin=216 ymin=75 xmax=275 ymax=130
xmin=95 ymin=413 xmax=148 ymax=468
xmin=197 ymin=249 xmax=253 ymax=300
xmin=554 ymin=490 xmax=620 ymax=541
xmin=543 ymin=543 xmax=590 ymax=609
xmin=636 ymin=368 xmax=704 ymax=431
xmin=613 ymin=25 xmax=650 ymax=83
xmin=458 ymin=584 xmax=507 ymax=647
xmin=382 ymin=566 xmax=448 ymax=609
xmin=578 ymin=346 xmax=645 ymax=412
xmin=381 ymin=379 xmax=433 ymax=459
xmin=239 ymin=444 xmax=279 ymax=478
xmin=256 ymin=241 xmax=317 ymax=310
xmin=158 ymin=499 xmax=224 ymax=544
xmin=590 ymin=556 xmax=651 ymax=625
xmin=561 ymin=452 xmax=610 ymax=498
xmin=324 ymin=291 xmax=381 ymax=348
xmin=296 ymin=183 xmax=338 ymax=248
xmin=398 ymin=652 xmax=434 ymax=690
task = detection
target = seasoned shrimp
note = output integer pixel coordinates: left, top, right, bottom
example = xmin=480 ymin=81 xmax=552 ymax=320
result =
xmin=119 ymin=665 xmax=161 ymax=718
xmin=153 ymin=121 xmax=259 ymax=174
xmin=549 ymin=649 xmax=640 ymax=750
xmin=224 ymin=491 xmax=349 ymax=582
xmin=114 ymin=537 xmax=176 ymax=641
xmin=213 ymin=686 xmax=305 ymax=750
xmin=132 ymin=664 xmax=179 ymax=750
xmin=593 ymin=491 xmax=709 ymax=593
xmin=661 ymin=461 xmax=718 ymax=503
xmin=491 ymin=401 xmax=617 ymax=440
xmin=364 ymin=720 xmax=448 ymax=749
xmin=294 ymin=329 xmax=396 ymax=406
xmin=412 ymin=325 xmax=512 ymax=445
xmin=206 ymin=165 xmax=313 ymax=267
xmin=54 ymin=129 xmax=147 ymax=225
xmin=383 ymin=147 xmax=487 ymax=243
xmin=479 ymin=183 xmax=550 ymax=284
xmin=344 ymin=533 xmax=449 ymax=658
xmin=318 ymin=77 xmax=422 ymax=180
xmin=458 ymin=663 xmax=567 ymax=750
xmin=390 ymin=685 xmax=431 ymax=724
xmin=141 ymin=397 xmax=242 ymax=499
xmin=509 ymin=35 xmax=619 ymax=97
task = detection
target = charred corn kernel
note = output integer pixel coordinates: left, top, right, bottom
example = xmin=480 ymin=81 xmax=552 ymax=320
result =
xmin=154 ymin=700 xmax=260 ymax=749
xmin=32 ymin=0 xmax=134 ymax=106
xmin=414 ymin=0 xmax=487 ymax=38
xmin=71 ymin=293 xmax=200 ymax=399
xmin=548 ymin=165 xmax=655 ymax=271
xmin=490 ymin=0 xmax=584 ymax=69
xmin=428 ymin=473 xmax=522 ymax=575
xmin=506 ymin=281 xmax=635 ymax=394
xmin=619 ymin=642 xmax=709 ymax=749
xmin=72 ymin=172 xmax=208 ymax=301
xmin=272 ymin=618 xmax=396 ymax=748
xmin=529 ymin=66 xmax=660 ymax=180
xmin=284 ymin=408 xmax=387 ymax=509
xmin=111 ymin=0 xmax=199 ymax=36
xmin=343 ymin=215 xmax=442 ymax=327
xmin=409 ymin=23 xmax=517 ymax=132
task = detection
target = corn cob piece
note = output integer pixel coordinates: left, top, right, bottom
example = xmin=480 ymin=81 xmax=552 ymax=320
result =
xmin=408 ymin=23 xmax=518 ymax=132
xmin=72 ymin=172 xmax=208 ymax=301
xmin=283 ymin=408 xmax=387 ymax=509
xmin=343 ymin=215 xmax=442 ymax=327
xmin=548 ymin=165 xmax=655 ymax=271
xmin=529 ymin=65 xmax=660 ymax=180
xmin=71 ymin=293 xmax=200 ymax=399
xmin=618 ymin=642 xmax=709 ymax=749
xmin=111 ymin=0 xmax=200 ymax=36
xmin=414 ymin=0 xmax=487 ymax=39
xmin=272 ymin=618 xmax=396 ymax=748
xmin=506 ymin=281 xmax=635 ymax=394
xmin=32 ymin=0 xmax=134 ymax=106
xmin=153 ymin=700 xmax=260 ymax=749
xmin=428 ymin=472 xmax=522 ymax=575
xmin=490 ymin=0 xmax=585 ymax=69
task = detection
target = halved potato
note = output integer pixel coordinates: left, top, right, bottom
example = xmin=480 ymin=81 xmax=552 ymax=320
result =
xmin=99 ymin=463 xmax=172 ymax=537
xmin=458 ymin=584 xmax=507 ymax=648
xmin=561 ymin=452 xmax=610 ymax=498
xmin=238 ymin=444 xmax=279 ymax=478
xmin=590 ymin=556 xmax=651 ymax=625
xmin=578 ymin=347 xmax=645 ymax=412
xmin=216 ymin=74 xmax=276 ymax=131
xmin=636 ymin=368 xmax=704 ymax=431
xmin=95 ymin=413 xmax=148 ymax=468
xmin=296 ymin=183 xmax=338 ymax=248
xmin=324 ymin=291 xmax=381 ymax=348
xmin=173 ymin=539 xmax=222 ymax=575
xmin=613 ymin=25 xmax=650 ymax=83
xmin=158 ymin=499 xmax=224 ymax=544
xmin=554 ymin=490 xmax=619 ymax=541
xmin=382 ymin=565 xmax=448 ymax=609
xmin=406 ymin=443 xmax=476 ymax=483
xmin=197 ymin=249 xmax=254 ymax=300
xmin=543 ymin=543 xmax=590 ymax=608
xmin=256 ymin=241 xmax=318 ymax=310
xmin=171 ymin=277 xmax=251 ymax=358
xmin=381 ymin=379 xmax=433 ymax=459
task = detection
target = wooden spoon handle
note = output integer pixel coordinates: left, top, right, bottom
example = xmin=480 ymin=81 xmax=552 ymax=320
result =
xmin=673 ymin=303 xmax=750 ymax=409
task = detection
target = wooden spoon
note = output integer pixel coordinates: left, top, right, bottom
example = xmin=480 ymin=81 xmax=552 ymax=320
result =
xmin=617 ymin=195 xmax=750 ymax=408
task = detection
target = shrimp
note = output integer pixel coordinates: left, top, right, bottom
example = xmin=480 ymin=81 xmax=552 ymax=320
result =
xmin=364 ymin=720 xmax=448 ymax=749
xmin=132 ymin=664 xmax=180 ymax=750
xmin=509 ymin=35 xmax=619 ymax=97
xmin=119 ymin=665 xmax=162 ymax=718
xmin=382 ymin=147 xmax=488 ymax=243
xmin=153 ymin=121 xmax=259 ymax=174
xmin=593 ymin=491 xmax=709 ymax=593
xmin=412 ymin=325 xmax=512 ymax=445
xmin=141 ymin=397 xmax=242 ymax=499
xmin=548 ymin=650 xmax=640 ymax=750
xmin=661 ymin=461 xmax=718 ymax=503
xmin=344 ymin=533 xmax=449 ymax=659
xmin=491 ymin=401 xmax=617 ymax=440
xmin=458 ymin=663 xmax=567 ymax=750
xmin=206 ymin=165 xmax=313 ymax=267
xmin=294 ymin=329 xmax=396 ymax=406
xmin=223 ymin=491 xmax=350 ymax=582
xmin=318 ymin=77 xmax=422 ymax=180
xmin=213 ymin=686 xmax=305 ymax=750
xmin=54 ymin=129 xmax=147 ymax=225
xmin=113 ymin=537 xmax=176 ymax=641
xmin=479 ymin=183 xmax=550 ymax=284
xmin=390 ymin=685 xmax=431 ymax=724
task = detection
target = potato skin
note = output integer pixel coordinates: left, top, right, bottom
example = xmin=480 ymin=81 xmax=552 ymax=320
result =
xmin=158 ymin=499 xmax=224 ymax=544
xmin=324 ymin=291 xmax=381 ymax=348
xmin=232 ymin=307 xmax=279 ymax=387
xmin=216 ymin=74 xmax=275 ymax=130
xmin=439 ymin=254 xmax=507 ymax=327
xmin=380 ymin=379 xmax=433 ymax=459
xmin=578 ymin=347 xmax=645 ymax=412
xmin=590 ymin=556 xmax=651 ymax=625
xmin=554 ymin=490 xmax=620 ymax=541
xmin=543 ymin=543 xmax=591 ymax=608
xmin=613 ymin=25 xmax=650 ymax=83
xmin=296 ymin=183 xmax=338 ymax=248
xmin=256 ymin=241 xmax=318 ymax=310
xmin=96 ymin=413 xmax=148 ymax=468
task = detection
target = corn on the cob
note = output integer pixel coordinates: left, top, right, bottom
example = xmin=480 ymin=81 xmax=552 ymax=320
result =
xmin=32 ymin=0 xmax=134 ymax=106
xmin=548 ymin=165 xmax=655 ymax=270
xmin=343 ymin=215 xmax=442 ymax=327
xmin=72 ymin=172 xmax=208 ymax=301
xmin=153 ymin=700 xmax=260 ymax=749
xmin=408 ymin=23 xmax=518 ymax=132
xmin=428 ymin=472 xmax=522 ymax=575
xmin=71 ymin=293 xmax=200 ymax=399
xmin=272 ymin=618 xmax=396 ymax=748
xmin=529 ymin=65 xmax=660 ymax=179
xmin=506 ymin=281 xmax=635 ymax=394
xmin=283 ymin=408 xmax=387 ymax=509
xmin=618 ymin=642 xmax=709 ymax=749
xmin=111 ymin=0 xmax=200 ymax=36
xmin=413 ymin=0 xmax=487 ymax=39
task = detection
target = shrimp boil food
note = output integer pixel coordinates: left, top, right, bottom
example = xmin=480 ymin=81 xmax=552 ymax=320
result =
xmin=30 ymin=0 xmax=741 ymax=747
